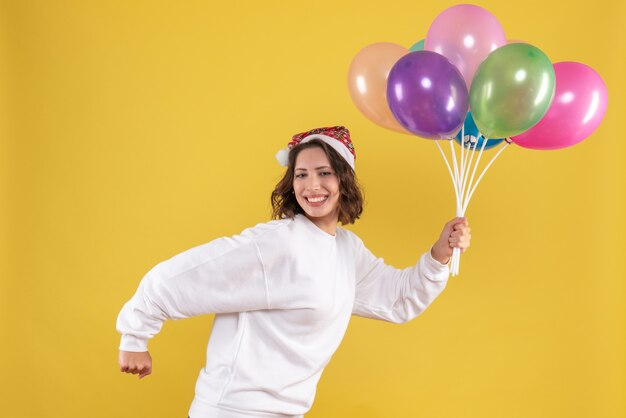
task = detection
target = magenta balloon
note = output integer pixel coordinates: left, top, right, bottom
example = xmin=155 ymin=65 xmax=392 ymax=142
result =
xmin=511 ymin=62 xmax=608 ymax=150
xmin=386 ymin=51 xmax=468 ymax=139
xmin=425 ymin=4 xmax=506 ymax=89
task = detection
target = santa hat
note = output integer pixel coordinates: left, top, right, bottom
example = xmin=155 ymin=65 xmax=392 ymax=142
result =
xmin=275 ymin=126 xmax=356 ymax=171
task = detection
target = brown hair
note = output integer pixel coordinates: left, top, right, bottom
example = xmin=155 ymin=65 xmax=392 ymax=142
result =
xmin=271 ymin=139 xmax=364 ymax=225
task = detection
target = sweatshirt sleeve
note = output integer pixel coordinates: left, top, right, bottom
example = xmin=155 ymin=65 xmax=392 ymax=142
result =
xmin=352 ymin=237 xmax=449 ymax=324
xmin=116 ymin=235 xmax=270 ymax=352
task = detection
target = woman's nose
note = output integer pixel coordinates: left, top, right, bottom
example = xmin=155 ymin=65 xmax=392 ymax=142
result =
xmin=306 ymin=175 xmax=321 ymax=190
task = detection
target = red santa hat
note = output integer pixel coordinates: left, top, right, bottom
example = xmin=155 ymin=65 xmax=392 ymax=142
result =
xmin=275 ymin=126 xmax=356 ymax=171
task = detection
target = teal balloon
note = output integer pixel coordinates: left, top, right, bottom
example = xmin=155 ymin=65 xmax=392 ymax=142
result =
xmin=454 ymin=112 xmax=504 ymax=150
xmin=409 ymin=39 xmax=424 ymax=52
xmin=469 ymin=43 xmax=556 ymax=138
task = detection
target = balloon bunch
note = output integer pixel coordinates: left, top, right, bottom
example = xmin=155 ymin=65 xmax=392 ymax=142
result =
xmin=348 ymin=4 xmax=608 ymax=276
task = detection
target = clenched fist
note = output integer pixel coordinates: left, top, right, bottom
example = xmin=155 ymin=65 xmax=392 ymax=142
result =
xmin=431 ymin=217 xmax=471 ymax=265
xmin=119 ymin=350 xmax=152 ymax=379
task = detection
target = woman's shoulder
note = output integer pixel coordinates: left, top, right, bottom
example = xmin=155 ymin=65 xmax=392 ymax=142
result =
xmin=239 ymin=217 xmax=294 ymax=240
xmin=337 ymin=226 xmax=365 ymax=247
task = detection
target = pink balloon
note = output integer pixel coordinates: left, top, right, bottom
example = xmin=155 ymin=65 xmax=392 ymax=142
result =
xmin=425 ymin=4 xmax=506 ymax=89
xmin=511 ymin=62 xmax=608 ymax=150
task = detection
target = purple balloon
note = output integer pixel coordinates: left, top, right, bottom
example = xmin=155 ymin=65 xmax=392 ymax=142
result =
xmin=387 ymin=51 xmax=468 ymax=139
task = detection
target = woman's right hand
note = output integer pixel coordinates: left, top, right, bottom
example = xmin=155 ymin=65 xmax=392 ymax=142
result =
xmin=431 ymin=217 xmax=471 ymax=264
xmin=119 ymin=350 xmax=152 ymax=379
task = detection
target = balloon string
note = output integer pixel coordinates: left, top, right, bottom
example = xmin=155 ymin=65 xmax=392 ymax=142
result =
xmin=452 ymin=245 xmax=460 ymax=276
xmin=460 ymin=124 xmax=465 ymax=192
xmin=451 ymin=134 xmax=465 ymax=277
xmin=463 ymin=136 xmax=489 ymax=210
xmin=463 ymin=140 xmax=510 ymax=213
xmin=461 ymin=134 xmax=479 ymax=204
xmin=461 ymin=135 xmax=470 ymax=190
xmin=435 ymin=140 xmax=460 ymax=203
xmin=437 ymin=142 xmax=461 ymax=281
xmin=450 ymin=135 xmax=510 ymax=275
xmin=448 ymin=140 xmax=462 ymax=207
xmin=451 ymin=128 xmax=471 ymax=277
xmin=461 ymin=131 xmax=471 ymax=194
xmin=452 ymin=133 xmax=476 ymax=277
xmin=452 ymin=132 xmax=468 ymax=277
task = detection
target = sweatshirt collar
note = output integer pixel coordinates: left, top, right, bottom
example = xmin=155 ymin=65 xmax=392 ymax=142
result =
xmin=295 ymin=214 xmax=337 ymax=239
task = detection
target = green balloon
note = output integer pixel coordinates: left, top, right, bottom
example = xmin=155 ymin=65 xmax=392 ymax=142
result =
xmin=469 ymin=43 xmax=555 ymax=138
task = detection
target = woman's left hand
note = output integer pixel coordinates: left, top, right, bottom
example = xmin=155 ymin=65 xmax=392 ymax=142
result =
xmin=431 ymin=217 xmax=471 ymax=265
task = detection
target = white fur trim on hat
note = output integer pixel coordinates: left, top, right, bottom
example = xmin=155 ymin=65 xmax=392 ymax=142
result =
xmin=275 ymin=134 xmax=355 ymax=171
xmin=300 ymin=134 xmax=355 ymax=170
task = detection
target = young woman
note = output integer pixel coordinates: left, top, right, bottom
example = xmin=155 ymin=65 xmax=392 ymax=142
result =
xmin=117 ymin=126 xmax=471 ymax=418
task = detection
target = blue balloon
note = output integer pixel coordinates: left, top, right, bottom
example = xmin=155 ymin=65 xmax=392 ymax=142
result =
xmin=454 ymin=112 xmax=504 ymax=150
xmin=409 ymin=39 xmax=424 ymax=52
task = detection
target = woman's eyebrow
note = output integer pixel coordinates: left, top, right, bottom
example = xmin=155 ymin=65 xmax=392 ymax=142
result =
xmin=295 ymin=166 xmax=331 ymax=171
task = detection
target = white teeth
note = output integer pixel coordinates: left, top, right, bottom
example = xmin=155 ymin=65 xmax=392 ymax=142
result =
xmin=307 ymin=196 xmax=327 ymax=203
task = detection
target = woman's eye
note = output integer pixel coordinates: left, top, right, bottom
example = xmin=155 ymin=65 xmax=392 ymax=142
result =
xmin=320 ymin=171 xmax=333 ymax=176
xmin=295 ymin=173 xmax=306 ymax=178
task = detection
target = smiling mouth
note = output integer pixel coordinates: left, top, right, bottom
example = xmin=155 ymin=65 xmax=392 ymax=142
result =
xmin=305 ymin=195 xmax=329 ymax=204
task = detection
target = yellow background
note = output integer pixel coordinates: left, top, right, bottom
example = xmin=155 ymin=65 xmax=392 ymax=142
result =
xmin=1 ymin=0 xmax=624 ymax=417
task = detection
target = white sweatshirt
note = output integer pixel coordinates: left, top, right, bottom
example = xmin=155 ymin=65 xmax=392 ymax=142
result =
xmin=116 ymin=214 xmax=449 ymax=418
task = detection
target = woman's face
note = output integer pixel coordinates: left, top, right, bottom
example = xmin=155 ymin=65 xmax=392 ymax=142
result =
xmin=293 ymin=146 xmax=340 ymax=228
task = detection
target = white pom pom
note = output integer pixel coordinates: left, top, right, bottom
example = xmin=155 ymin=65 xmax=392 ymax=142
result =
xmin=275 ymin=148 xmax=290 ymax=166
